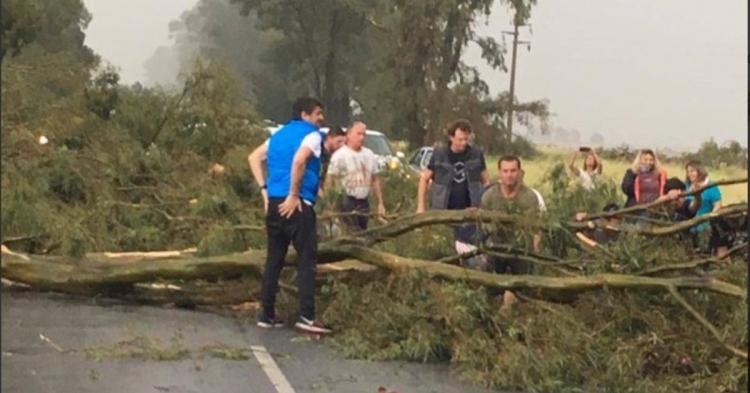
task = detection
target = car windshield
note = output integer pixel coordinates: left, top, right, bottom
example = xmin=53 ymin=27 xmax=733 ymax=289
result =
xmin=364 ymin=134 xmax=393 ymax=156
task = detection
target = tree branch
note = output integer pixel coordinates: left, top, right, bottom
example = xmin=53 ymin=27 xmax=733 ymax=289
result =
xmin=638 ymin=243 xmax=747 ymax=276
xmin=3 ymin=246 xmax=744 ymax=300
xmin=667 ymin=285 xmax=747 ymax=360
xmin=581 ymin=178 xmax=747 ymax=221
xmin=331 ymin=210 xmax=519 ymax=247
xmin=569 ymin=204 xmax=747 ymax=236
xmin=335 ymin=246 xmax=745 ymax=299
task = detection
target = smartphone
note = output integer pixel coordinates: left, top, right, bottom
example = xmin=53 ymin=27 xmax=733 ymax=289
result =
xmin=579 ymin=146 xmax=591 ymax=152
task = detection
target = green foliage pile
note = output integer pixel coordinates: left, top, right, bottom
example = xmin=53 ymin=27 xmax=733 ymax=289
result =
xmin=1 ymin=0 xmax=267 ymax=257
xmin=315 ymin=163 xmax=747 ymax=392
xmin=321 ymin=268 xmax=747 ymax=393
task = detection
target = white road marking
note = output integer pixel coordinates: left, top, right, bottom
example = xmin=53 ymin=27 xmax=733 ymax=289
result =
xmin=251 ymin=345 xmax=296 ymax=393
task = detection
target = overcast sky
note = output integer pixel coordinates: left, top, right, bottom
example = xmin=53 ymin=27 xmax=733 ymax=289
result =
xmin=83 ymin=0 xmax=747 ymax=150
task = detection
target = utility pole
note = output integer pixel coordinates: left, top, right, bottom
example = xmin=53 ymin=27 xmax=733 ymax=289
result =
xmin=503 ymin=18 xmax=530 ymax=146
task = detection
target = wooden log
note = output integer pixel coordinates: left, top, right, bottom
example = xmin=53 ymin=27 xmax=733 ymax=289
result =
xmin=2 ymin=244 xmax=744 ymax=301
xmin=335 ymin=245 xmax=745 ymax=299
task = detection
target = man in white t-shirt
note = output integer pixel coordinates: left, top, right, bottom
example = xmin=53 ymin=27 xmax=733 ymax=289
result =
xmin=326 ymin=121 xmax=386 ymax=230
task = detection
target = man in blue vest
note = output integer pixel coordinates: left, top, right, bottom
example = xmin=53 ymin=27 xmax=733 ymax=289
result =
xmin=247 ymin=97 xmax=345 ymax=334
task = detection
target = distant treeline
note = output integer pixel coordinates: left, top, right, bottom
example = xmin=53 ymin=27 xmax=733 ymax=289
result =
xmin=598 ymin=139 xmax=747 ymax=169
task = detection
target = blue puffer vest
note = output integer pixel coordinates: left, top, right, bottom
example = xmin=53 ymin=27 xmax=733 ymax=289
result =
xmin=267 ymin=120 xmax=321 ymax=203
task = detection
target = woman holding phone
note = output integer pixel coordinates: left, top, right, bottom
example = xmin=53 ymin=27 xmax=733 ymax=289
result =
xmin=569 ymin=146 xmax=603 ymax=190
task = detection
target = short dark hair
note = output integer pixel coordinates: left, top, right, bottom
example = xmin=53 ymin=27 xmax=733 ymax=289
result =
xmin=664 ymin=177 xmax=687 ymax=193
xmin=291 ymin=97 xmax=323 ymax=120
xmin=497 ymin=155 xmax=522 ymax=169
xmin=447 ymin=119 xmax=472 ymax=137
xmin=327 ymin=125 xmax=346 ymax=137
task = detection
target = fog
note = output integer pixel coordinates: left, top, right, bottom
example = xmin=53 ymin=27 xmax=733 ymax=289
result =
xmin=84 ymin=0 xmax=747 ymax=150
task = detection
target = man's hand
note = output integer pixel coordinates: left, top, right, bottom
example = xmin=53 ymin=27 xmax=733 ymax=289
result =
xmin=574 ymin=212 xmax=588 ymax=222
xmin=377 ymin=202 xmax=386 ymax=217
xmin=278 ymin=195 xmax=302 ymax=218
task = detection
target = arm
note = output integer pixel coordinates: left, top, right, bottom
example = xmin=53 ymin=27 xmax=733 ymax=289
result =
xmin=621 ymin=169 xmax=636 ymax=198
xmin=532 ymin=194 xmax=544 ymax=252
xmin=689 ymin=193 xmax=703 ymax=214
xmin=480 ymin=169 xmax=490 ymax=187
xmin=592 ymin=149 xmax=603 ymax=174
xmin=479 ymin=152 xmax=490 ymax=187
xmin=711 ymin=189 xmax=723 ymax=212
xmin=248 ymin=142 xmax=269 ymax=211
xmin=324 ymin=156 xmax=339 ymax=194
xmin=278 ymin=146 xmax=315 ymax=218
xmin=533 ymin=233 xmax=542 ymax=253
xmin=705 ymin=182 xmax=723 ymax=213
xmin=568 ymin=152 xmax=580 ymax=176
xmin=372 ymin=174 xmax=386 ymax=216
xmin=318 ymin=164 xmax=329 ymax=197
xmin=416 ymin=169 xmax=433 ymax=213
xmin=685 ymin=182 xmax=704 ymax=214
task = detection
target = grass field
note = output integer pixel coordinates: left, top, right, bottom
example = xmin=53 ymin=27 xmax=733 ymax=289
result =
xmin=485 ymin=145 xmax=747 ymax=205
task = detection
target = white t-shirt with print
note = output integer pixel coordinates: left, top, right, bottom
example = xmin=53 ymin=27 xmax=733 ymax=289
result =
xmin=327 ymin=145 xmax=381 ymax=199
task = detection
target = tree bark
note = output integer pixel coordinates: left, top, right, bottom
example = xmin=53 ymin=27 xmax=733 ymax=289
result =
xmin=3 ymin=245 xmax=743 ymax=300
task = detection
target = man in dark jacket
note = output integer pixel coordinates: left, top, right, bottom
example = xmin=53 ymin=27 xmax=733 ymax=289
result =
xmin=416 ymin=119 xmax=490 ymax=248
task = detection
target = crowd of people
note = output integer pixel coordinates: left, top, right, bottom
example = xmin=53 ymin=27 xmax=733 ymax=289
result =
xmin=247 ymin=97 xmax=733 ymax=333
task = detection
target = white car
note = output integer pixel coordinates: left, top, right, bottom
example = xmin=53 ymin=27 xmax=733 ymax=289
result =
xmin=408 ymin=146 xmax=434 ymax=174
xmin=266 ymin=124 xmax=405 ymax=172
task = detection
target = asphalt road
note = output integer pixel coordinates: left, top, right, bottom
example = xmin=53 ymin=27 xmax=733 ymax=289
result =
xmin=1 ymin=290 xmax=498 ymax=393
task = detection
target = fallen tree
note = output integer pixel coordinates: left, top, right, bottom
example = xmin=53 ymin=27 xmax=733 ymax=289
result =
xmin=2 ymin=241 xmax=745 ymax=300
xmin=2 ymin=208 xmax=747 ymax=364
xmin=3 ymin=207 xmax=747 ymax=300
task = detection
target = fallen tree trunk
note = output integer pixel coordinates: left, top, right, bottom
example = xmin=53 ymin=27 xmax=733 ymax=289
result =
xmin=335 ymin=246 xmax=745 ymax=299
xmin=2 ymin=245 xmax=744 ymax=300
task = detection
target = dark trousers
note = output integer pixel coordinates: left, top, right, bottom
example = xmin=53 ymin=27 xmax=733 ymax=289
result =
xmin=261 ymin=198 xmax=318 ymax=320
xmin=341 ymin=196 xmax=370 ymax=231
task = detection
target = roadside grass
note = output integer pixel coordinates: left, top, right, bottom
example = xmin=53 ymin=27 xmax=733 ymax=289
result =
xmin=84 ymin=329 xmax=250 ymax=362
